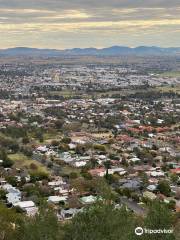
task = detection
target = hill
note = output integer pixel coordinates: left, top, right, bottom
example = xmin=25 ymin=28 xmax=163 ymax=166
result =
xmin=0 ymin=46 xmax=180 ymax=56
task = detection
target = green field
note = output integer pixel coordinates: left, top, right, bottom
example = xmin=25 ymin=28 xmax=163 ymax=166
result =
xmin=49 ymin=90 xmax=89 ymax=98
xmin=156 ymin=84 xmax=180 ymax=93
xmin=49 ymin=88 xmax=140 ymax=99
xmin=43 ymin=132 xmax=63 ymax=143
xmin=159 ymin=71 xmax=180 ymax=77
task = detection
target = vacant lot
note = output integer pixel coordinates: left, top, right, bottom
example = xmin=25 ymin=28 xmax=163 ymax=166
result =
xmin=8 ymin=153 xmax=49 ymax=173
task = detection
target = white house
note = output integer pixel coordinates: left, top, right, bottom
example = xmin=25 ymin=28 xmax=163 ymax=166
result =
xmin=47 ymin=196 xmax=68 ymax=204
xmin=14 ymin=201 xmax=38 ymax=216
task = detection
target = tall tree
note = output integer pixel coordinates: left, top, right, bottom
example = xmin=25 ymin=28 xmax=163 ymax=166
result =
xmin=144 ymin=201 xmax=175 ymax=240
xmin=16 ymin=207 xmax=63 ymax=240
xmin=64 ymin=204 xmax=136 ymax=240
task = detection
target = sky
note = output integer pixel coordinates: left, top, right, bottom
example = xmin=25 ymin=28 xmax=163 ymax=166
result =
xmin=0 ymin=0 xmax=180 ymax=49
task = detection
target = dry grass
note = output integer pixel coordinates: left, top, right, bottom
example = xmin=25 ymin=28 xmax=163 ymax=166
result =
xmin=8 ymin=153 xmax=48 ymax=173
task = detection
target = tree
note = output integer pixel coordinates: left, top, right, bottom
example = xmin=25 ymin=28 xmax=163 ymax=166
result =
xmin=2 ymin=158 xmax=14 ymax=168
xmin=94 ymin=144 xmax=106 ymax=152
xmin=30 ymin=170 xmax=49 ymax=182
xmin=51 ymin=140 xmax=60 ymax=146
xmin=139 ymin=172 xmax=149 ymax=189
xmin=89 ymin=157 xmax=99 ymax=168
xmin=5 ymin=176 xmax=17 ymax=187
xmin=174 ymin=218 xmax=180 ymax=240
xmin=168 ymin=200 xmax=176 ymax=210
xmin=5 ymin=126 xmax=27 ymax=139
xmin=0 ymin=201 xmax=178 ymax=240
xmin=61 ymin=137 xmax=71 ymax=144
xmin=157 ymin=180 xmax=171 ymax=196
xmin=22 ymin=137 xmax=30 ymax=144
xmin=35 ymin=131 xmax=44 ymax=143
xmin=0 ymin=149 xmax=14 ymax=168
xmin=81 ymin=172 xmax=92 ymax=180
xmin=0 ymin=189 xmax=6 ymax=201
xmin=21 ymin=146 xmax=33 ymax=157
xmin=75 ymin=144 xmax=86 ymax=154
xmin=54 ymin=119 xmax=64 ymax=129
xmin=170 ymin=174 xmax=178 ymax=184
xmin=0 ymin=204 xmax=22 ymax=240
xmin=69 ymin=172 xmax=78 ymax=179
xmin=9 ymin=143 xmax=19 ymax=153
xmin=103 ymin=160 xmax=111 ymax=178
xmin=16 ymin=207 xmax=63 ymax=240
xmin=95 ymin=177 xmax=115 ymax=201
xmin=59 ymin=143 xmax=69 ymax=152
xmin=144 ymin=201 xmax=175 ymax=240
xmin=29 ymin=163 xmax=38 ymax=170
xmin=64 ymin=204 xmax=136 ymax=240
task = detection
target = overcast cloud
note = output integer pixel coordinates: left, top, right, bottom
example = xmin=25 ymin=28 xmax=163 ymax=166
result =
xmin=0 ymin=0 xmax=179 ymax=49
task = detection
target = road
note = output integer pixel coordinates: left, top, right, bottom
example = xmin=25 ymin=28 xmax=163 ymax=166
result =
xmin=120 ymin=197 xmax=147 ymax=216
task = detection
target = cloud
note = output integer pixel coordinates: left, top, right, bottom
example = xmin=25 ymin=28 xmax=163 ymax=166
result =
xmin=0 ymin=0 xmax=180 ymax=10
xmin=0 ymin=0 xmax=179 ymax=48
xmin=1 ymin=19 xmax=179 ymax=33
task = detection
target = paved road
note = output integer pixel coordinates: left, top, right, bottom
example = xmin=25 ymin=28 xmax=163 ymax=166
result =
xmin=120 ymin=197 xmax=147 ymax=216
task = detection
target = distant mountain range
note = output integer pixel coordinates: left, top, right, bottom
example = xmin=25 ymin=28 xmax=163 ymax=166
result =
xmin=0 ymin=46 xmax=180 ymax=56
